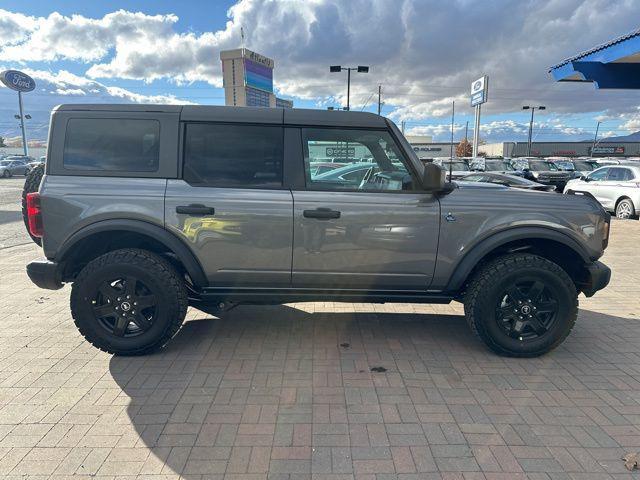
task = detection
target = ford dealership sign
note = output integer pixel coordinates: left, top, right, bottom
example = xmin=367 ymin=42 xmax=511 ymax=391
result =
xmin=0 ymin=70 xmax=36 ymax=92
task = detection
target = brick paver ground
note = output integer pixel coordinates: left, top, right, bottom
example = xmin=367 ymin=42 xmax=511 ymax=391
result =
xmin=0 ymin=220 xmax=639 ymax=479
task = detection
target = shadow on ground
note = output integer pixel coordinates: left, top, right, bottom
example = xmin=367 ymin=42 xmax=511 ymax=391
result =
xmin=108 ymin=306 xmax=640 ymax=477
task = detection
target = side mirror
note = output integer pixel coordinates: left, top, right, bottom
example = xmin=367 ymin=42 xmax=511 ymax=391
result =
xmin=422 ymin=163 xmax=446 ymax=192
xmin=581 ymin=175 xmax=590 ymax=182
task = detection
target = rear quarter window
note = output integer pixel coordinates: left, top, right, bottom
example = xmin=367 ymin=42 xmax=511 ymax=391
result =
xmin=63 ymin=118 xmax=160 ymax=172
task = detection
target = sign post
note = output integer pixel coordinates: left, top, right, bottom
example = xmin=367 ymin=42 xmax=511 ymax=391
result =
xmin=470 ymin=75 xmax=488 ymax=158
xmin=0 ymin=70 xmax=36 ymax=156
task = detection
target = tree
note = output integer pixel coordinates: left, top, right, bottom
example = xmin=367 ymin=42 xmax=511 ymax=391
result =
xmin=456 ymin=138 xmax=472 ymax=157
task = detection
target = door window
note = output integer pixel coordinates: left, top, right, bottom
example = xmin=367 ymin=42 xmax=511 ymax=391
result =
xmin=183 ymin=123 xmax=283 ymax=188
xmin=587 ymin=168 xmax=609 ymax=181
xmin=302 ymin=128 xmax=415 ymax=192
xmin=608 ymin=167 xmax=635 ymax=181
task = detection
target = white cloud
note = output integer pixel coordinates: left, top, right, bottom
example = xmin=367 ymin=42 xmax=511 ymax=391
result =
xmin=0 ymin=67 xmax=193 ymax=139
xmin=406 ymin=119 xmax=596 ymax=142
xmin=1 ymin=1 xmax=639 ymax=124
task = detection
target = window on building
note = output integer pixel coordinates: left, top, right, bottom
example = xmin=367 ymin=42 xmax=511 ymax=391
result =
xmin=63 ymin=118 xmax=160 ymax=172
xmin=183 ymin=123 xmax=283 ymax=188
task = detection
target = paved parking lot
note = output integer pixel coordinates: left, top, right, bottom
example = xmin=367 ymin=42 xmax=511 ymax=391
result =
xmin=1 ymin=177 xmax=639 ymax=479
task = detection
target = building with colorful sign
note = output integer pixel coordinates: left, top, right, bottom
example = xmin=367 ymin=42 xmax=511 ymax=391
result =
xmin=220 ymin=48 xmax=292 ymax=108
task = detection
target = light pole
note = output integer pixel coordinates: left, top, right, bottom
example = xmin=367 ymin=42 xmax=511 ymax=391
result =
xmin=591 ymin=121 xmax=601 ymax=157
xmin=330 ymin=65 xmax=369 ymax=111
xmin=14 ymin=109 xmax=31 ymax=156
xmin=522 ymin=105 xmax=545 ymax=156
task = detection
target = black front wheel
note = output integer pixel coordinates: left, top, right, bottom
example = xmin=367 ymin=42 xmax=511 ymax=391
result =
xmin=71 ymin=249 xmax=188 ymax=355
xmin=464 ymin=253 xmax=578 ymax=357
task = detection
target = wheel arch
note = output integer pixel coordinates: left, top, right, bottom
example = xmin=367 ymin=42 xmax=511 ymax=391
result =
xmin=56 ymin=219 xmax=207 ymax=287
xmin=614 ymin=195 xmax=634 ymax=209
xmin=446 ymin=227 xmax=591 ymax=293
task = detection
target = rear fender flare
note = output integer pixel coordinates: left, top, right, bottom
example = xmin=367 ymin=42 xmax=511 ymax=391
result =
xmin=56 ymin=219 xmax=207 ymax=287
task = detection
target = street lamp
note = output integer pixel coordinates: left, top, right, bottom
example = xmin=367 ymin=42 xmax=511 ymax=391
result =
xmin=523 ymin=105 xmax=546 ymax=156
xmin=330 ymin=65 xmax=369 ymax=111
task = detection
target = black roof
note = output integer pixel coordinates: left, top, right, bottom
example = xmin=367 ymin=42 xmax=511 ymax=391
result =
xmin=54 ymin=104 xmax=388 ymax=128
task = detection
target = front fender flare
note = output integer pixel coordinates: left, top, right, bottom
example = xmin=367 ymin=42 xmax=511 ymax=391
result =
xmin=56 ymin=219 xmax=208 ymax=287
xmin=444 ymin=226 xmax=590 ymax=292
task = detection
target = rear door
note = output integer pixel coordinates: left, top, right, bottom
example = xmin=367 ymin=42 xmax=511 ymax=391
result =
xmin=291 ymin=127 xmax=440 ymax=290
xmin=165 ymin=122 xmax=293 ymax=287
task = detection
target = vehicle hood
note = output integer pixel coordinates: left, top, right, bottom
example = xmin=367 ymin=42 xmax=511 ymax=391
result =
xmin=531 ymin=171 xmax=572 ymax=180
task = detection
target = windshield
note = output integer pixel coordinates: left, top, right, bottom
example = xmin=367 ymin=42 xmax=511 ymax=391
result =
xmin=443 ymin=161 xmax=470 ymax=171
xmin=484 ymin=160 xmax=511 ymax=171
xmin=554 ymin=161 xmax=574 ymax=171
xmin=573 ymin=160 xmax=596 ymax=171
xmin=529 ymin=162 xmax=557 ymax=171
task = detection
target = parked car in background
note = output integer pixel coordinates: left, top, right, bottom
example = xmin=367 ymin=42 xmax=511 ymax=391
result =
xmin=548 ymin=158 xmax=599 ymax=178
xmin=432 ymin=158 xmax=471 ymax=179
xmin=0 ymin=157 xmax=32 ymax=177
xmin=309 ymin=162 xmax=346 ymax=177
xmin=312 ymin=162 xmax=379 ymax=186
xmin=512 ymin=158 xmax=572 ymax=191
xmin=564 ymin=164 xmax=640 ymax=219
xmin=472 ymin=157 xmax=519 ymax=174
xmin=462 ymin=172 xmax=556 ymax=191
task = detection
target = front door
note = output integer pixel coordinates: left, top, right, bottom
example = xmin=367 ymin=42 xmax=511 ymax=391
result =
xmin=291 ymin=127 xmax=440 ymax=290
xmin=581 ymin=167 xmax=610 ymax=206
xmin=165 ymin=122 xmax=293 ymax=287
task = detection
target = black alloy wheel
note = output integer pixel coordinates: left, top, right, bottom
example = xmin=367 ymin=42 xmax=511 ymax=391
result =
xmin=464 ymin=253 xmax=578 ymax=357
xmin=495 ymin=280 xmax=558 ymax=341
xmin=91 ymin=276 xmax=158 ymax=338
xmin=71 ymin=249 xmax=188 ymax=355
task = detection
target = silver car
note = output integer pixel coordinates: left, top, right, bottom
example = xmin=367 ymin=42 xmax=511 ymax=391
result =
xmin=564 ymin=164 xmax=640 ymax=219
xmin=0 ymin=157 xmax=31 ymax=177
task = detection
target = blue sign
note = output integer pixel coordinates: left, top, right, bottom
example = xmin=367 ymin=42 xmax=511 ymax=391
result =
xmin=0 ymin=70 xmax=36 ymax=92
xmin=470 ymin=90 xmax=485 ymax=106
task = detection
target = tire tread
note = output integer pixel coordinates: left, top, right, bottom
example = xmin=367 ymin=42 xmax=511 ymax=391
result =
xmin=70 ymin=248 xmax=188 ymax=355
xmin=464 ymin=253 xmax=578 ymax=357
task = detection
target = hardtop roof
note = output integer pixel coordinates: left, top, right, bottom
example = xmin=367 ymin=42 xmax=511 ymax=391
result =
xmin=54 ymin=104 xmax=389 ymax=128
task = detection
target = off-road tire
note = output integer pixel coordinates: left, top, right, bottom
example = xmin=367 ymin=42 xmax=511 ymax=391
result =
xmin=615 ymin=198 xmax=635 ymax=219
xmin=70 ymin=248 xmax=188 ymax=355
xmin=464 ymin=253 xmax=578 ymax=357
xmin=21 ymin=164 xmax=44 ymax=246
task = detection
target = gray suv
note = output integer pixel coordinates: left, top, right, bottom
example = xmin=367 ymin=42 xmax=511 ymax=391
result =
xmin=26 ymin=104 xmax=611 ymax=357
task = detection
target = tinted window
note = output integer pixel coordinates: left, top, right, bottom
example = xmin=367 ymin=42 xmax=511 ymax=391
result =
xmin=183 ymin=124 xmax=283 ymax=188
xmin=303 ymin=128 xmax=414 ymax=192
xmin=529 ymin=162 xmax=556 ymax=171
xmin=607 ymin=168 xmax=626 ymax=181
xmin=588 ymin=168 xmax=609 ymax=181
xmin=64 ymin=118 xmax=160 ymax=172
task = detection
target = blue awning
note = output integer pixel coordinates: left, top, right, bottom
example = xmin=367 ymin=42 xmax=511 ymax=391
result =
xmin=549 ymin=28 xmax=640 ymax=89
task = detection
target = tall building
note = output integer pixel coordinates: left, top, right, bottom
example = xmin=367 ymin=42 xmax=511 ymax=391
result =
xmin=220 ymin=48 xmax=293 ymax=108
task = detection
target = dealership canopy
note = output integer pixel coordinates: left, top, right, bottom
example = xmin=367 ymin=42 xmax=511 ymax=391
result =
xmin=549 ymin=28 xmax=640 ymax=89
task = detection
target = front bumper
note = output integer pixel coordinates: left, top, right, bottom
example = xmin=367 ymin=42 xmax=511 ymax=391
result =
xmin=580 ymin=260 xmax=611 ymax=297
xmin=26 ymin=259 xmax=63 ymax=290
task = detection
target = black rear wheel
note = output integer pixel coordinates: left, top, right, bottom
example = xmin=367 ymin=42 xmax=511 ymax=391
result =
xmin=71 ymin=249 xmax=188 ymax=355
xmin=464 ymin=253 xmax=578 ymax=357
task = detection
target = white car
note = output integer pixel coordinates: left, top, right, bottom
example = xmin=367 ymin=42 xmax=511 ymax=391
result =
xmin=564 ymin=164 xmax=640 ymax=219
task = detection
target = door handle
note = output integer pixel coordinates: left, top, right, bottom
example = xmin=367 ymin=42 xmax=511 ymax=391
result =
xmin=303 ymin=208 xmax=341 ymax=220
xmin=176 ymin=204 xmax=215 ymax=215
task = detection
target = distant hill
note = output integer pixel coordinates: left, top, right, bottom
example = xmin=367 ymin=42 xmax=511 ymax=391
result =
xmin=597 ymin=131 xmax=640 ymax=142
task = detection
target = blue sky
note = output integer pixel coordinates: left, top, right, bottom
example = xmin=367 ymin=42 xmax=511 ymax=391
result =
xmin=1 ymin=0 xmax=639 ymax=145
